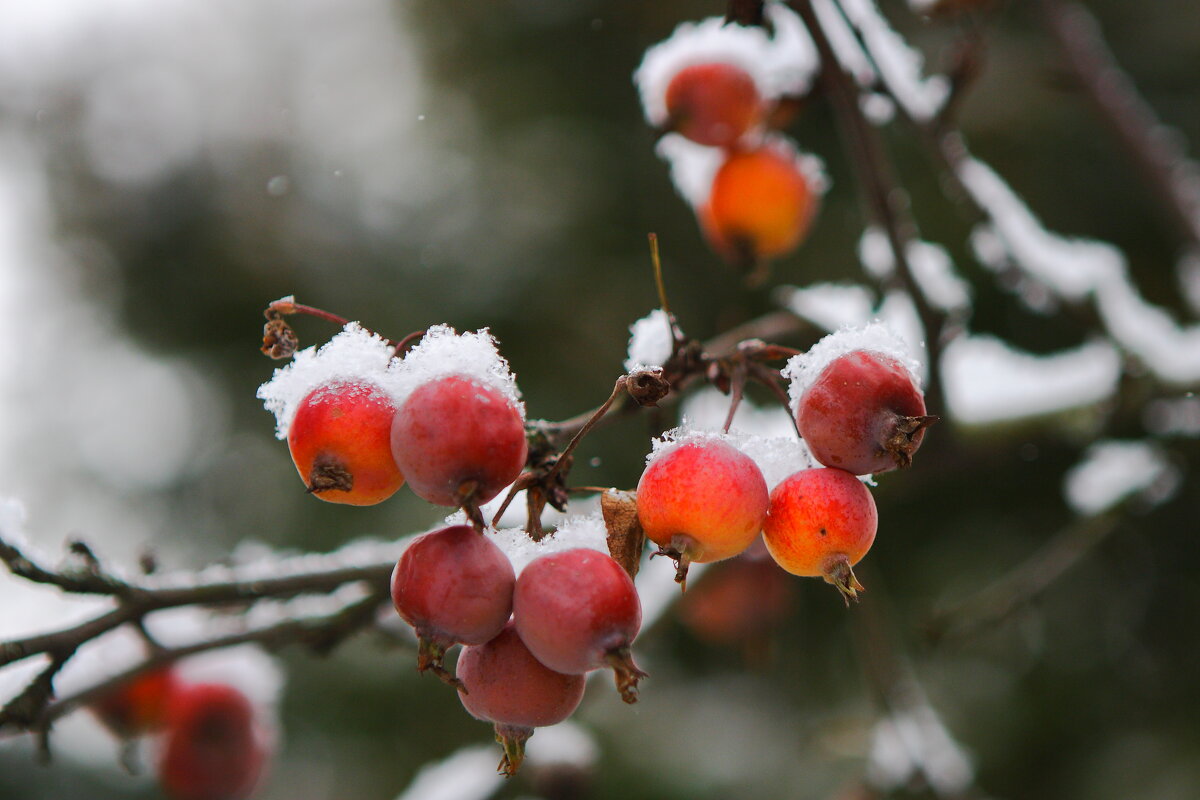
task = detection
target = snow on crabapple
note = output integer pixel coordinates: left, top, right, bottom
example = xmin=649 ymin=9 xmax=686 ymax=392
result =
xmin=784 ymin=322 xmax=935 ymax=476
xmin=389 ymin=326 xmax=528 ymax=520
xmin=457 ymin=622 xmax=586 ymax=778
xmin=390 ymin=524 xmax=516 ymax=687
xmin=158 ymin=683 xmax=268 ymax=800
xmin=636 ymin=433 xmax=769 ymax=587
xmin=513 ymin=548 xmax=646 ymax=703
xmin=762 ymin=467 xmax=878 ymax=604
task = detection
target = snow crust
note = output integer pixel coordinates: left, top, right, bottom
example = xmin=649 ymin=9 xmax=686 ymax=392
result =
xmin=1063 ymin=440 xmax=1177 ymax=516
xmin=782 ymin=322 xmax=922 ymax=416
xmin=646 ymin=424 xmax=815 ymax=492
xmin=485 ymin=514 xmax=609 ymax=576
xmin=624 ymin=308 xmax=674 ymax=372
xmin=858 ymin=227 xmax=971 ymax=312
xmin=634 ymin=3 xmax=818 ymax=127
xmin=940 ymin=336 xmax=1122 ymax=425
xmin=390 ymin=323 xmax=523 ymax=411
xmin=256 ymin=321 xmax=395 ymax=439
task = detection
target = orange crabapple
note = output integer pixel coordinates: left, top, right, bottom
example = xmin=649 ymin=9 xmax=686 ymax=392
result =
xmin=700 ymin=142 xmax=818 ymax=268
xmin=456 ymin=622 xmax=586 ymax=778
xmin=663 ymin=62 xmax=763 ymax=147
xmin=636 ymin=438 xmax=769 ymax=587
xmin=762 ymin=467 xmax=878 ymax=604
xmin=287 ymin=379 xmax=404 ymax=505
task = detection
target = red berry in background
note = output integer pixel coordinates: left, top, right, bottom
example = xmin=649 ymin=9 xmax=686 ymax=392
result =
xmin=287 ymin=379 xmax=404 ymax=505
xmin=513 ymin=548 xmax=646 ymax=703
xmin=762 ymin=468 xmax=878 ymax=604
xmin=678 ymin=555 xmax=796 ymax=662
xmin=89 ymin=666 xmax=180 ymax=738
xmin=663 ymin=62 xmax=763 ymax=147
xmin=636 ymin=438 xmax=769 ymax=587
xmin=796 ymin=350 xmax=937 ymax=475
xmin=457 ymin=623 xmax=586 ymax=778
xmin=391 ymin=525 xmax=516 ymax=688
xmin=390 ymin=375 xmax=528 ymax=517
xmin=158 ymin=683 xmax=266 ymax=800
xmin=700 ymin=143 xmax=818 ymax=270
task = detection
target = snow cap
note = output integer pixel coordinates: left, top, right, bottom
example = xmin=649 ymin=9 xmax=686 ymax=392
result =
xmin=625 ymin=308 xmax=674 ymax=372
xmin=782 ymin=321 xmax=922 ymax=416
xmin=390 ymin=324 xmax=523 ymax=414
xmin=257 ymin=321 xmax=396 ymax=439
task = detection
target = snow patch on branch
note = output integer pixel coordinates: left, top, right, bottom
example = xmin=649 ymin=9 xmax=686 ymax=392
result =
xmin=1063 ymin=440 xmax=1178 ymax=516
xmin=625 ymin=309 xmax=674 ymax=372
xmin=940 ymin=336 xmax=1122 ymax=424
xmin=858 ymin=227 xmax=972 ymax=312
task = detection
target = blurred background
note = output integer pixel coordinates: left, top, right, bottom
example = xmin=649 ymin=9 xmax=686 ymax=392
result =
xmin=0 ymin=0 xmax=1197 ymax=798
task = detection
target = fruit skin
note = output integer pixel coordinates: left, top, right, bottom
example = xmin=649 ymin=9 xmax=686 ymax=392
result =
xmin=762 ymin=468 xmax=877 ymax=603
xmin=158 ymin=683 xmax=266 ymax=800
xmin=390 ymin=375 xmax=528 ymax=509
xmin=391 ymin=524 xmax=516 ymax=686
xmin=513 ymin=548 xmax=646 ymax=703
xmin=636 ymin=439 xmax=769 ymax=585
xmin=796 ymin=350 xmax=936 ymax=475
xmin=457 ymin=623 xmax=586 ymax=777
xmin=89 ymin=666 xmax=180 ymax=738
xmin=700 ymin=144 xmax=817 ymax=268
xmin=664 ymin=62 xmax=762 ymax=147
xmin=287 ymin=379 xmax=404 ymax=506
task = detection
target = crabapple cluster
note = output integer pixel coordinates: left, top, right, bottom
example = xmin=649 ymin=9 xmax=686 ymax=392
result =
xmin=88 ymin=669 xmax=267 ymax=800
xmin=390 ymin=531 xmax=645 ymax=776
xmin=259 ymin=311 xmax=930 ymax=775
xmin=636 ymin=7 xmax=825 ymax=270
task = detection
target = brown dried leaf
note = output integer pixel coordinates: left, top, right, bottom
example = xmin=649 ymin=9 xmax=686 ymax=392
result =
xmin=601 ymin=489 xmax=644 ymax=579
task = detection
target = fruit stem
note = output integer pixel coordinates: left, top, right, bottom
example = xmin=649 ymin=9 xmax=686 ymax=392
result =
xmin=649 ymin=535 xmax=696 ymax=591
xmin=493 ymin=724 xmax=533 ymax=778
xmin=822 ymin=555 xmax=866 ymax=606
xmin=604 ymin=646 xmax=649 ymax=704
xmin=416 ymin=636 xmax=465 ymax=691
xmin=455 ymin=481 xmax=486 ymax=533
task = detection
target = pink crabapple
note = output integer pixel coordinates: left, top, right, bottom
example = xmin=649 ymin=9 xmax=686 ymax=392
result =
xmin=796 ymin=350 xmax=937 ymax=475
xmin=389 ymin=374 xmax=528 ymax=523
xmin=390 ymin=524 xmax=516 ymax=687
xmin=513 ymin=548 xmax=646 ymax=703
xmin=456 ymin=622 xmax=586 ymax=778
xmin=663 ymin=62 xmax=763 ymax=147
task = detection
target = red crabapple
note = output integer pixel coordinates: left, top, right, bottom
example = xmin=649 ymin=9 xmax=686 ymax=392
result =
xmin=158 ymin=683 xmax=266 ymax=800
xmin=762 ymin=468 xmax=878 ymax=604
xmin=287 ymin=379 xmax=404 ymax=505
xmin=390 ymin=375 xmax=528 ymax=518
xmin=700 ymin=144 xmax=818 ymax=268
xmin=457 ymin=623 xmax=586 ymax=777
xmin=89 ymin=666 xmax=180 ymax=738
xmin=663 ymin=63 xmax=763 ymax=147
xmin=679 ymin=555 xmax=796 ymax=655
xmin=796 ymin=350 xmax=936 ymax=475
xmin=391 ymin=525 xmax=516 ymax=687
xmin=513 ymin=548 xmax=646 ymax=703
xmin=636 ymin=438 xmax=769 ymax=587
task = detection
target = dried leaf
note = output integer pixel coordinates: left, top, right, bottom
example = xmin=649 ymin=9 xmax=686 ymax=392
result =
xmin=601 ymin=489 xmax=644 ymax=579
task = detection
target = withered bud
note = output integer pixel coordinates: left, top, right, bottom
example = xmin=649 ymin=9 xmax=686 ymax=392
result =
xmin=625 ymin=369 xmax=670 ymax=407
xmin=262 ymin=319 xmax=299 ymax=359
